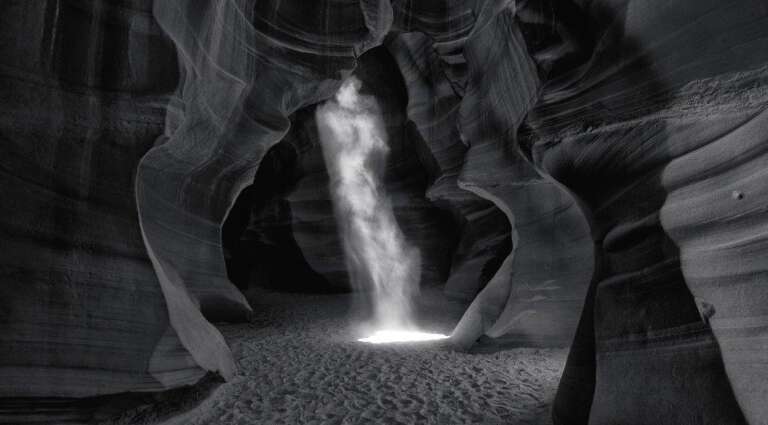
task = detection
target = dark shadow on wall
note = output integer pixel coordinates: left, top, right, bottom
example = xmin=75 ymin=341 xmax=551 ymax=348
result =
xmin=222 ymin=116 xmax=336 ymax=294
xmin=515 ymin=0 xmax=747 ymax=424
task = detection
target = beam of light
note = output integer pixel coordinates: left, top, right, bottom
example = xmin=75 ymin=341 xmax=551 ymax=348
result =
xmin=316 ymin=76 xmax=422 ymax=334
xmin=358 ymin=329 xmax=449 ymax=344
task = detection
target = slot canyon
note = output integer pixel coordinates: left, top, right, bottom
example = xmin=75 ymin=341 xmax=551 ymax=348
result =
xmin=1 ymin=0 xmax=767 ymax=424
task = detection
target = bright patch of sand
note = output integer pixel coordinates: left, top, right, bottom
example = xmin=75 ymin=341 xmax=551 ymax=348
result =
xmin=358 ymin=329 xmax=449 ymax=344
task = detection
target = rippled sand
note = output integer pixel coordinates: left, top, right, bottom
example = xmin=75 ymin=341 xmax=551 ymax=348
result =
xmin=154 ymin=290 xmax=565 ymax=425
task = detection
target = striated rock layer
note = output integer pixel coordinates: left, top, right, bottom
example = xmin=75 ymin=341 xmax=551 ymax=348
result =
xmin=516 ymin=0 xmax=768 ymax=423
xmin=385 ymin=2 xmax=594 ymax=348
xmin=387 ymin=32 xmax=513 ymax=303
xmin=0 ymin=0 xmax=209 ymax=403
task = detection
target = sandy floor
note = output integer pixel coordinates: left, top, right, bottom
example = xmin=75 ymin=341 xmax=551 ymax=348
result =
xmin=155 ymin=290 xmax=566 ymax=425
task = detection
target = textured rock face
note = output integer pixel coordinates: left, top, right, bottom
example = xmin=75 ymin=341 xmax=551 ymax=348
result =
xmin=0 ymin=0 xmax=209 ymax=401
xmin=387 ymin=33 xmax=513 ymax=302
xmin=515 ymin=1 xmax=768 ymax=424
xmin=429 ymin=4 xmax=593 ymax=348
xmin=2 ymin=0 xmax=768 ymax=424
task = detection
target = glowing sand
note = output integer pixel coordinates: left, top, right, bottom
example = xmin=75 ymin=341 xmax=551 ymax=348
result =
xmin=358 ymin=329 xmax=449 ymax=344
